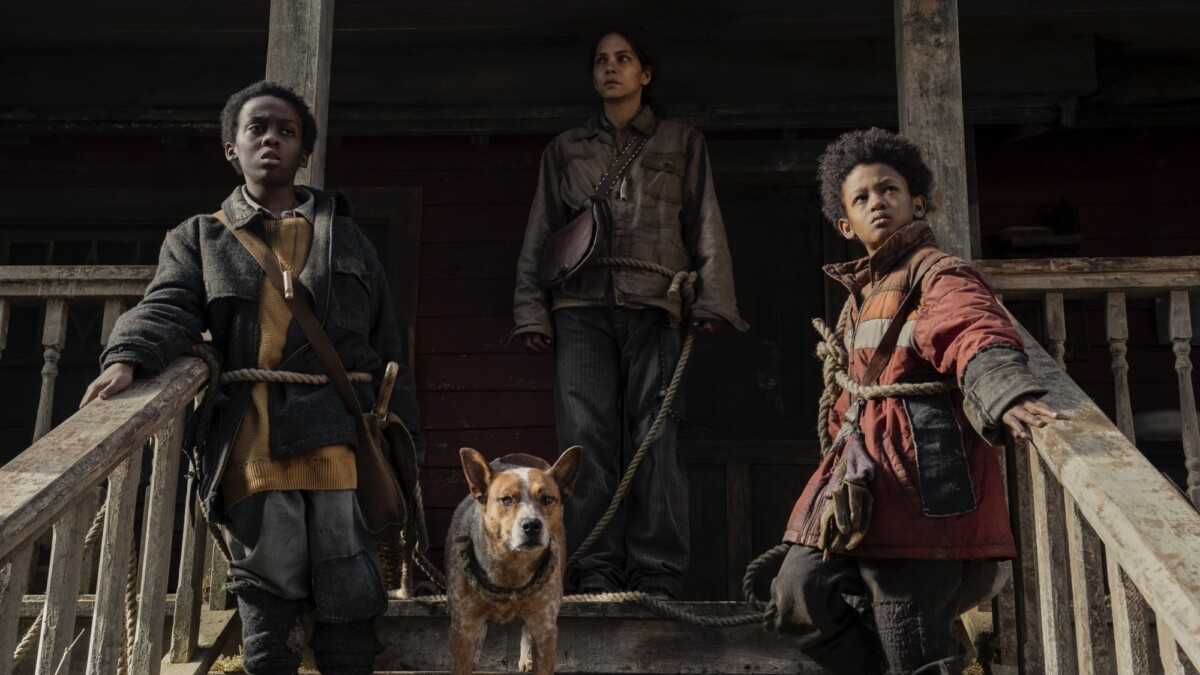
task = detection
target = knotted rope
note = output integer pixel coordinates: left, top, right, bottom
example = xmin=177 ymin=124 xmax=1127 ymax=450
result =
xmin=813 ymin=300 xmax=955 ymax=456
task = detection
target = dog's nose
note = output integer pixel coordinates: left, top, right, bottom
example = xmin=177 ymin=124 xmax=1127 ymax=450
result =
xmin=521 ymin=518 xmax=543 ymax=534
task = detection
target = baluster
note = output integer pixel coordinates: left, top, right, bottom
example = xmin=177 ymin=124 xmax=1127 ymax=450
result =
xmin=1045 ymin=292 xmax=1067 ymax=369
xmin=1064 ymin=500 xmax=1113 ymax=674
xmin=0 ymin=298 xmax=10 ymax=363
xmin=1005 ymin=437 xmax=1044 ymax=672
xmin=35 ymin=499 xmax=91 ymax=675
xmin=0 ymin=545 xmax=35 ymax=673
xmin=100 ymin=298 xmax=127 ymax=347
xmin=1156 ymin=621 xmax=1200 ymax=675
xmin=1107 ymin=558 xmax=1152 ymax=675
xmin=86 ymin=446 xmax=145 ymax=675
xmin=33 ymin=298 xmax=69 ymax=443
xmin=128 ymin=411 xmax=186 ymax=675
xmin=208 ymin=539 xmax=233 ymax=611
xmin=169 ymin=474 xmax=208 ymax=664
xmin=1028 ymin=448 xmax=1077 ymax=674
xmin=1107 ymin=292 xmax=1136 ymax=443
xmin=1169 ymin=291 xmax=1200 ymax=508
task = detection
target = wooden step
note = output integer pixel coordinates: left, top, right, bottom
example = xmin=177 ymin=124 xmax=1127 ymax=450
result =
xmin=376 ymin=599 xmax=820 ymax=674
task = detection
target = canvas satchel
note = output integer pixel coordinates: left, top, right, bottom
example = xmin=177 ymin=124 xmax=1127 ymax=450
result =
xmin=535 ymin=133 xmax=650 ymax=288
xmin=214 ymin=210 xmax=418 ymax=537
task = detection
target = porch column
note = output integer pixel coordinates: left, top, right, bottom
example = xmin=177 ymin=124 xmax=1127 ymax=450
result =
xmin=266 ymin=0 xmax=335 ymax=188
xmin=894 ymin=0 xmax=972 ymax=259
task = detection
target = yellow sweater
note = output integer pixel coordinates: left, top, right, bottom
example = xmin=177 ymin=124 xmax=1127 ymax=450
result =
xmin=222 ymin=216 xmax=356 ymax=508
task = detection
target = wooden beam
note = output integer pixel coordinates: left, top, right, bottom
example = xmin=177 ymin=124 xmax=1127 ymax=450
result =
xmin=894 ymin=0 xmax=972 ymax=259
xmin=265 ymin=0 xmax=335 ymax=188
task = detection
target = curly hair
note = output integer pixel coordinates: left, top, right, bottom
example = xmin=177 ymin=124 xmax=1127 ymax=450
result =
xmin=219 ymin=81 xmax=318 ymax=175
xmin=817 ymin=128 xmax=933 ymax=226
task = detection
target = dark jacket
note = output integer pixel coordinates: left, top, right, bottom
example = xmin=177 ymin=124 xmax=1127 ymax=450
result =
xmin=512 ymin=107 xmax=748 ymax=339
xmin=102 ymin=186 xmax=423 ymax=524
xmin=784 ymin=221 xmax=1041 ymax=559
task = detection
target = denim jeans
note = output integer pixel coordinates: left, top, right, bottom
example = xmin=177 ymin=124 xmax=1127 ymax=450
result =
xmin=223 ymin=490 xmax=385 ymax=675
xmin=553 ymin=307 xmax=690 ymax=597
xmin=770 ymin=545 xmax=1002 ymax=675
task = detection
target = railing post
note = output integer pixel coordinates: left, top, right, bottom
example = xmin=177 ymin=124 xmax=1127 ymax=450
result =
xmin=169 ymin=474 xmax=208 ymax=664
xmin=0 ymin=546 xmax=34 ymax=673
xmin=1005 ymin=438 xmax=1044 ymax=673
xmin=1168 ymin=290 xmax=1200 ymax=508
xmin=86 ymin=446 xmax=145 ymax=675
xmin=34 ymin=298 xmax=69 ymax=442
xmin=35 ymin=499 xmax=92 ymax=675
xmin=128 ymin=411 xmax=186 ymax=675
xmin=1029 ymin=450 xmax=1077 ymax=674
xmin=1108 ymin=558 xmax=1152 ymax=675
xmin=1064 ymin=500 xmax=1114 ymax=675
xmin=1044 ymin=293 xmax=1067 ymax=370
xmin=1106 ymin=291 xmax=1136 ymax=443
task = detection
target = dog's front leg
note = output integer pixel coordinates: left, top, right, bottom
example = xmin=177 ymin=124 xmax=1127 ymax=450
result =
xmin=450 ymin=613 xmax=487 ymax=675
xmin=523 ymin=615 xmax=558 ymax=675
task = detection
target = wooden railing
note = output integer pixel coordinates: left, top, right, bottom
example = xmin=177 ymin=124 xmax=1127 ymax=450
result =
xmin=979 ymin=256 xmax=1200 ymax=509
xmin=0 ymin=266 xmax=154 ymax=442
xmin=1000 ymin=324 xmax=1200 ymax=675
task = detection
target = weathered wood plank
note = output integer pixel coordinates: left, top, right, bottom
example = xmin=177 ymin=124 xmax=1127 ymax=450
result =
xmin=1028 ymin=449 xmax=1077 ymax=674
xmin=1064 ymin=500 xmax=1113 ymax=675
xmin=724 ymin=464 xmax=753 ymax=600
xmin=1108 ymin=559 xmax=1152 ymax=675
xmin=976 ymin=256 xmax=1200 ymax=297
xmin=33 ymin=298 xmax=69 ymax=443
xmin=1016 ymin=322 xmax=1200 ymax=667
xmin=265 ymin=0 xmax=334 ymax=188
xmin=1169 ymin=290 xmax=1200 ymax=508
xmin=1005 ymin=438 xmax=1044 ymax=672
xmin=1106 ymin=292 xmax=1136 ymax=443
xmin=0 ymin=266 xmax=153 ymax=299
xmin=0 ymin=545 xmax=34 ymax=674
xmin=207 ymin=538 xmax=233 ymax=611
xmin=129 ymin=411 xmax=186 ymax=675
xmin=1157 ymin=621 xmax=1200 ymax=675
xmin=0 ymin=357 xmax=206 ymax=562
xmin=35 ymin=499 xmax=90 ymax=675
xmin=1044 ymin=292 xmax=1067 ymax=369
xmin=169 ymin=479 xmax=207 ymax=664
xmin=86 ymin=447 xmax=144 ymax=675
xmin=894 ymin=0 xmax=970 ymax=259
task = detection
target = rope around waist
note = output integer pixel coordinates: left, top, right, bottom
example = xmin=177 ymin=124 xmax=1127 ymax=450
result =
xmin=218 ymin=368 xmax=373 ymax=386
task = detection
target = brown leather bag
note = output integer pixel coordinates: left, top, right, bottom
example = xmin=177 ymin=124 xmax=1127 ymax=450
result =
xmin=214 ymin=210 xmax=418 ymax=536
xmin=536 ymin=134 xmax=649 ymax=288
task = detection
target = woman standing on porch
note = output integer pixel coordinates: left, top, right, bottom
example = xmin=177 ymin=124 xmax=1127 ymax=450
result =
xmin=511 ymin=24 xmax=747 ymax=599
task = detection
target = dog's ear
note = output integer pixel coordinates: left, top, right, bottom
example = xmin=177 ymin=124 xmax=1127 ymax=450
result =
xmin=550 ymin=445 xmax=583 ymax=499
xmin=459 ymin=447 xmax=492 ymax=502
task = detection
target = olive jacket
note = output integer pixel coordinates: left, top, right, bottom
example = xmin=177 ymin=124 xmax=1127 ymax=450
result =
xmin=512 ymin=107 xmax=748 ymax=339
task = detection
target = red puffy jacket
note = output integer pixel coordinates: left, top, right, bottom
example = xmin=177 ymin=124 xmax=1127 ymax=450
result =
xmin=785 ymin=221 xmax=1041 ymax=560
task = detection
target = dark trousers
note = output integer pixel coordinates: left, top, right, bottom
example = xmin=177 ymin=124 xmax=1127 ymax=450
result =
xmin=770 ymin=545 xmax=1003 ymax=675
xmin=223 ymin=490 xmax=386 ymax=675
xmin=554 ymin=307 xmax=689 ymax=597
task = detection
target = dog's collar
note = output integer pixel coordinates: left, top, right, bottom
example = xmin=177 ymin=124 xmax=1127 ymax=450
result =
xmin=458 ymin=535 xmax=557 ymax=604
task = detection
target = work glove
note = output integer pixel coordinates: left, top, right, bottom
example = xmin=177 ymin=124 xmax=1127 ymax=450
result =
xmin=817 ymin=427 xmax=875 ymax=557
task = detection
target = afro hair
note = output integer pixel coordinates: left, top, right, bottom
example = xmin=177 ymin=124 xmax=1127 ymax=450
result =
xmin=219 ymin=81 xmax=318 ymax=175
xmin=817 ymin=128 xmax=933 ymax=227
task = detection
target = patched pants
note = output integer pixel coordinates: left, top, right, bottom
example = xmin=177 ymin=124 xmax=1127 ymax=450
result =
xmin=222 ymin=490 xmax=386 ymax=675
xmin=554 ymin=307 xmax=689 ymax=598
xmin=769 ymin=544 xmax=1003 ymax=675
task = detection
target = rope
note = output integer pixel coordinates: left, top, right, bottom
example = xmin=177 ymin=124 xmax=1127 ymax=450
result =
xmin=566 ymin=256 xmax=697 ymax=571
xmin=812 ymin=302 xmax=955 ymax=456
xmin=218 ymin=368 xmax=372 ymax=386
xmin=12 ymin=500 xmax=110 ymax=668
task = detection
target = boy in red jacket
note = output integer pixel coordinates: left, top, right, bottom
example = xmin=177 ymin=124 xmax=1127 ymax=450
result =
xmin=769 ymin=128 xmax=1057 ymax=674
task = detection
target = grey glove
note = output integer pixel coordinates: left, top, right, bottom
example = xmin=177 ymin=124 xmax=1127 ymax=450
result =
xmin=817 ymin=427 xmax=875 ymax=557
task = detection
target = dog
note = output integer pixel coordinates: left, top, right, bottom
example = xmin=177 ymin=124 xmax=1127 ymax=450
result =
xmin=446 ymin=446 xmax=582 ymax=675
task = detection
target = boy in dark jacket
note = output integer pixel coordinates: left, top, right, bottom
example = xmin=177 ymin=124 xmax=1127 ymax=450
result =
xmin=81 ymin=81 xmax=422 ymax=675
xmin=769 ymin=128 xmax=1057 ymax=674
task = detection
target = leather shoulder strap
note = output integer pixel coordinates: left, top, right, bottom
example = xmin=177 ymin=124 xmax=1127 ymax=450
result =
xmin=592 ymin=134 xmax=649 ymax=200
xmin=212 ymin=210 xmax=369 ymax=427
xmin=856 ymin=248 xmax=948 ymax=390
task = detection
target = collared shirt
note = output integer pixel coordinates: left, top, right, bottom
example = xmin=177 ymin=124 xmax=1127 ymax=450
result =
xmin=241 ymin=185 xmax=316 ymax=222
